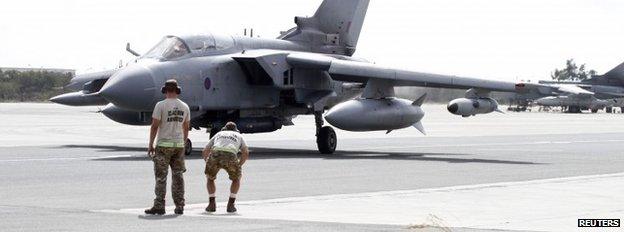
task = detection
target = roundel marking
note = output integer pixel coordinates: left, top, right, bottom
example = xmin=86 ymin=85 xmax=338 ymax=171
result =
xmin=204 ymin=77 xmax=212 ymax=90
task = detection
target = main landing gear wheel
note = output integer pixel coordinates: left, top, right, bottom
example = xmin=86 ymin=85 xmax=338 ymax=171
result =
xmin=184 ymin=138 xmax=193 ymax=156
xmin=314 ymin=111 xmax=337 ymax=154
xmin=317 ymin=126 xmax=337 ymax=154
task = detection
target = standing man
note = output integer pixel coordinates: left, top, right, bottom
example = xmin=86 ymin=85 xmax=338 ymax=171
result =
xmin=145 ymin=79 xmax=191 ymax=215
xmin=203 ymin=122 xmax=249 ymax=213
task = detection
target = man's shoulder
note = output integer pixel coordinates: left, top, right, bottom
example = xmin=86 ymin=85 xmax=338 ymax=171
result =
xmin=153 ymin=101 xmax=164 ymax=110
xmin=174 ymin=99 xmax=190 ymax=110
xmin=232 ymin=131 xmax=245 ymax=140
xmin=217 ymin=131 xmax=242 ymax=137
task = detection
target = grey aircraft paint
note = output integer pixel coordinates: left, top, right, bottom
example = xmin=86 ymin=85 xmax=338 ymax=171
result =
xmin=511 ymin=62 xmax=624 ymax=113
xmin=51 ymin=0 xmax=536 ymax=154
xmin=535 ymin=96 xmax=612 ymax=112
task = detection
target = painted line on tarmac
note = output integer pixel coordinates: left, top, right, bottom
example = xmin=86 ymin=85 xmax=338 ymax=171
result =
xmin=97 ymin=172 xmax=624 ymax=232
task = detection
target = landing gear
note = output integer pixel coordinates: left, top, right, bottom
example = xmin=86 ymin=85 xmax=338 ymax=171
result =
xmin=591 ymin=109 xmax=599 ymax=113
xmin=315 ymin=112 xmax=336 ymax=154
xmin=567 ymin=106 xmax=582 ymax=114
xmin=184 ymin=138 xmax=193 ymax=156
xmin=606 ymin=107 xmax=613 ymax=114
xmin=317 ymin=127 xmax=337 ymax=154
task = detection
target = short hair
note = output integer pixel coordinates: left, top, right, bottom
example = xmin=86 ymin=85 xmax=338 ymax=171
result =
xmin=222 ymin=122 xmax=239 ymax=132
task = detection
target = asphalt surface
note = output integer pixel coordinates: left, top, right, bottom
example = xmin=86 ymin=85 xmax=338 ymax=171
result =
xmin=1 ymin=103 xmax=623 ymax=231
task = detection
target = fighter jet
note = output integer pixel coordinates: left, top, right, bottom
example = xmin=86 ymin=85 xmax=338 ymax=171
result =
xmin=534 ymin=95 xmax=614 ymax=113
xmin=535 ymin=62 xmax=624 ymax=113
xmin=51 ymin=0 xmax=536 ymax=155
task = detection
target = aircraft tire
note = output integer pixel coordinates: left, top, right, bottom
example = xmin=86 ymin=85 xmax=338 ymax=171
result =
xmin=184 ymin=138 xmax=193 ymax=156
xmin=568 ymin=106 xmax=582 ymax=114
xmin=317 ymin=126 xmax=337 ymax=154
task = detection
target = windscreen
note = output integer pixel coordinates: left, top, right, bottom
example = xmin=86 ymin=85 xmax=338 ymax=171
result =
xmin=142 ymin=37 xmax=190 ymax=60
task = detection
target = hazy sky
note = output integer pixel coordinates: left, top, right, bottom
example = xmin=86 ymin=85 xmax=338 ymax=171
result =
xmin=1 ymin=0 xmax=623 ymax=81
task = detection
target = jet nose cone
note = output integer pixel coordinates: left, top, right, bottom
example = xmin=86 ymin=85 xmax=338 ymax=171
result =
xmin=49 ymin=95 xmax=63 ymax=104
xmin=99 ymin=65 xmax=156 ymax=111
xmin=447 ymin=103 xmax=459 ymax=114
xmin=324 ymin=108 xmax=343 ymax=126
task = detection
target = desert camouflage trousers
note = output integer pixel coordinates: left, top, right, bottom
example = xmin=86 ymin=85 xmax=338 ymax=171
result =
xmin=152 ymin=146 xmax=186 ymax=209
xmin=205 ymin=151 xmax=242 ymax=181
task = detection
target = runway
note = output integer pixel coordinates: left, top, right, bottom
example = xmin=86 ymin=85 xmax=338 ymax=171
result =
xmin=1 ymin=103 xmax=623 ymax=231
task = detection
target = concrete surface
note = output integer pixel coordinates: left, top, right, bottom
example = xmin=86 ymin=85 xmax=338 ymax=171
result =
xmin=0 ymin=103 xmax=623 ymax=231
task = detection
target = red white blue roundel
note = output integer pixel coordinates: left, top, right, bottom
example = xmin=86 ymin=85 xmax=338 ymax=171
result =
xmin=204 ymin=77 xmax=212 ymax=90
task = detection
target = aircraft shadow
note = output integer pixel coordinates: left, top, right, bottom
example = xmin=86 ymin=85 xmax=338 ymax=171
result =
xmin=58 ymin=145 xmax=543 ymax=165
xmin=59 ymin=145 xmax=147 ymax=152
xmin=248 ymin=147 xmax=542 ymax=165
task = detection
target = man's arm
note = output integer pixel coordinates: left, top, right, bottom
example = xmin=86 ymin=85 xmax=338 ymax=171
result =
xmin=239 ymin=146 xmax=249 ymax=166
xmin=202 ymin=137 xmax=215 ymax=161
xmin=183 ymin=120 xmax=190 ymax=143
xmin=239 ymin=138 xmax=249 ymax=166
xmin=201 ymin=148 xmax=211 ymax=161
xmin=148 ymin=118 xmax=160 ymax=157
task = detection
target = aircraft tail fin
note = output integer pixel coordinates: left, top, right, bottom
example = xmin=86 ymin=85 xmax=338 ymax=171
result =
xmin=603 ymin=61 xmax=624 ymax=79
xmin=280 ymin=0 xmax=370 ymax=56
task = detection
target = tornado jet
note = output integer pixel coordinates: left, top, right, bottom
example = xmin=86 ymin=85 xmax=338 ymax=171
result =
xmin=51 ymin=0 xmax=537 ymax=155
xmin=535 ymin=95 xmax=614 ymax=113
xmin=534 ymin=62 xmax=624 ymax=113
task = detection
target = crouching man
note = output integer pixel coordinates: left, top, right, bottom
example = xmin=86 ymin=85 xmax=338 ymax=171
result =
xmin=202 ymin=122 xmax=249 ymax=213
xmin=145 ymin=79 xmax=190 ymax=215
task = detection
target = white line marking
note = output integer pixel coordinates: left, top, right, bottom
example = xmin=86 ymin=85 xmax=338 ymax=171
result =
xmin=97 ymin=173 xmax=624 ymax=232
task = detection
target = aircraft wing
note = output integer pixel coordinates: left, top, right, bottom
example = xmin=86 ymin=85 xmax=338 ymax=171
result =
xmin=286 ymin=53 xmax=525 ymax=93
xmin=553 ymin=84 xmax=595 ymax=96
xmin=66 ymin=69 xmax=118 ymax=91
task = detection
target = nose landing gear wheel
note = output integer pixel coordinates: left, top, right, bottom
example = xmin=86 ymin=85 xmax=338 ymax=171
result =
xmin=184 ymin=138 xmax=192 ymax=156
xmin=317 ymin=126 xmax=337 ymax=154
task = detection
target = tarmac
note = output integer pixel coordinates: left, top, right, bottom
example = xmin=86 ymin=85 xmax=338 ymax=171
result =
xmin=1 ymin=103 xmax=623 ymax=232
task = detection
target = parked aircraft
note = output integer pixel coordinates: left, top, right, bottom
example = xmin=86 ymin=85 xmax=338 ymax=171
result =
xmin=51 ymin=0 xmax=537 ymax=154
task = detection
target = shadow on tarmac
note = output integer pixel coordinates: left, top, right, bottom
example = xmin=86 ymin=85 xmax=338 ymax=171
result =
xmin=137 ymin=214 xmax=181 ymax=220
xmin=58 ymin=145 xmax=543 ymax=165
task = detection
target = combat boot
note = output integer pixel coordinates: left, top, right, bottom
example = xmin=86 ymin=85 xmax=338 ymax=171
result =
xmin=226 ymin=197 xmax=237 ymax=213
xmin=174 ymin=206 xmax=184 ymax=215
xmin=205 ymin=197 xmax=216 ymax=212
xmin=144 ymin=207 xmax=165 ymax=215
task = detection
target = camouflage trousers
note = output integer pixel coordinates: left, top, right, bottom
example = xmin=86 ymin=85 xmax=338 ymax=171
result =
xmin=152 ymin=146 xmax=186 ymax=209
xmin=205 ymin=151 xmax=242 ymax=181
